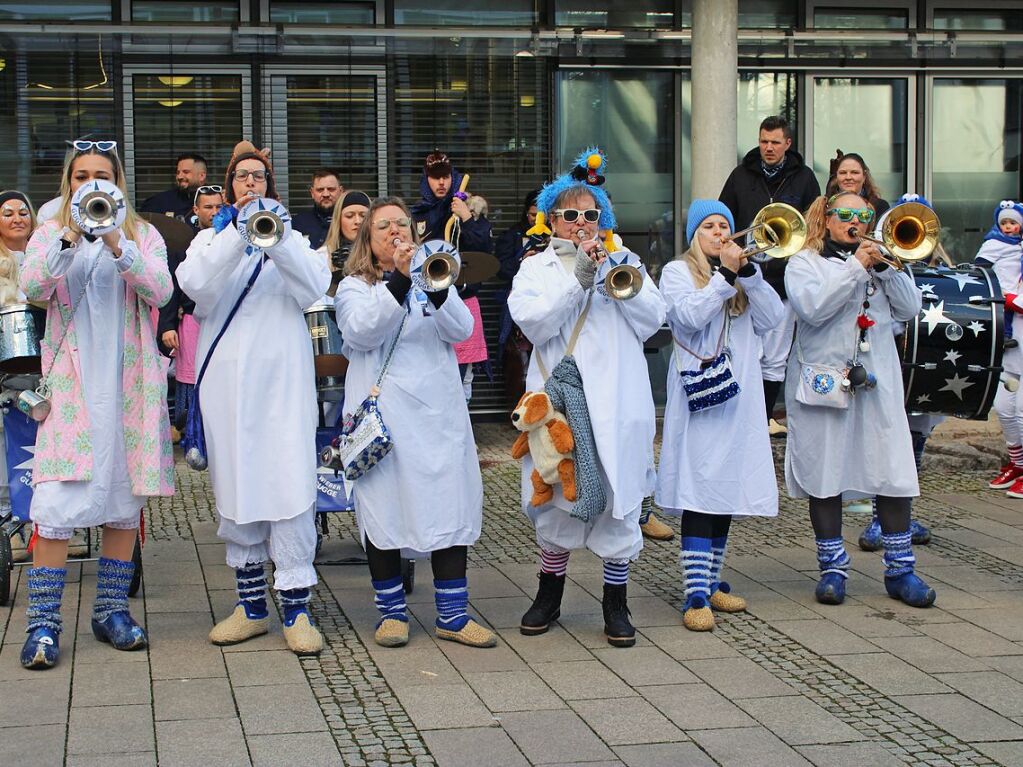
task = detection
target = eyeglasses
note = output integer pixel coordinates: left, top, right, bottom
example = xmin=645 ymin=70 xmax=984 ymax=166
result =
xmin=193 ymin=185 xmax=224 ymax=204
xmin=827 ymin=207 xmax=875 ymax=224
xmin=373 ymin=216 xmax=412 ymax=230
xmin=233 ymin=168 xmax=268 ymax=182
xmin=71 ymin=140 xmax=117 ymax=153
xmin=553 ymin=208 xmax=600 ymax=224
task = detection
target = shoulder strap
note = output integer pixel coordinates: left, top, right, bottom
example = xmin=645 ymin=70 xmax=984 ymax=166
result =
xmin=194 ymin=257 xmax=264 ymax=390
xmin=370 ymin=311 xmax=408 ymax=396
xmin=535 ymin=290 xmax=593 ymax=382
xmin=673 ymin=309 xmax=730 ymax=365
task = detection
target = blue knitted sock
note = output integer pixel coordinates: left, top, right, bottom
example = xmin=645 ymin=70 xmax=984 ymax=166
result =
xmin=709 ymin=535 xmax=728 ymax=594
xmin=26 ymin=566 xmax=66 ymax=633
xmin=882 ymin=531 xmax=915 ymax=578
xmin=603 ymin=559 xmax=629 ymax=585
xmin=434 ymin=577 xmax=470 ymax=631
xmin=278 ymin=588 xmax=311 ymax=627
xmin=235 ymin=564 xmax=268 ymax=619
xmin=639 ymin=496 xmax=653 ymax=525
xmin=93 ymin=557 xmax=134 ymax=622
xmin=680 ymin=536 xmax=712 ymax=609
xmin=816 ymin=537 xmax=851 ymax=580
xmin=372 ymin=576 xmax=408 ymax=625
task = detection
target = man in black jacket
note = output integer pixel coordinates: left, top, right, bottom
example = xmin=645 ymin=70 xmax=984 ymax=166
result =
xmin=140 ymin=152 xmax=208 ymax=218
xmin=291 ymin=168 xmax=343 ymax=251
xmin=719 ymin=115 xmax=820 ymax=436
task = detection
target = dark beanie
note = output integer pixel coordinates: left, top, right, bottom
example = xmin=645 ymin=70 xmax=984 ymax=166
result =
xmin=340 ymin=190 xmax=371 ymax=210
xmin=0 ymin=191 xmax=31 ymax=210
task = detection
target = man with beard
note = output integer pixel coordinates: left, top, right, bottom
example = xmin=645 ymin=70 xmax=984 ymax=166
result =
xmin=292 ymin=168 xmax=344 ymax=250
xmin=140 ymin=153 xmax=208 ymax=218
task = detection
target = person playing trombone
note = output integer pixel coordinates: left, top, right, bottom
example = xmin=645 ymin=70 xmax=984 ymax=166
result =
xmin=784 ymin=192 xmax=935 ymax=608
xmin=655 ymin=200 xmax=783 ymax=631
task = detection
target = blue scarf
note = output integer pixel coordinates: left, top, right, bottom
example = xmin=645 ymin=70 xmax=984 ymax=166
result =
xmin=761 ymin=157 xmax=786 ymax=179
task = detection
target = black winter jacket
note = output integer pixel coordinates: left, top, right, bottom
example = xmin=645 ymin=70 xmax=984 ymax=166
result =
xmin=718 ymin=148 xmax=821 ymax=299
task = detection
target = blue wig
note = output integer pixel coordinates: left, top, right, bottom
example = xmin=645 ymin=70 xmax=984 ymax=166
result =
xmin=536 ymin=147 xmax=617 ymax=232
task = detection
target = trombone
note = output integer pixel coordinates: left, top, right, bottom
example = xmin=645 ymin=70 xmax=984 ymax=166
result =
xmin=851 ymin=202 xmax=940 ymax=271
xmin=724 ymin=202 xmax=807 ymax=260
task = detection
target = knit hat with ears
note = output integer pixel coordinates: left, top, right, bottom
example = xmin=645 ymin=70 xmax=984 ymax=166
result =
xmin=995 ymin=199 xmax=1023 ymax=227
xmin=686 ymin=199 xmax=735 ymax=245
xmin=535 ymin=147 xmax=616 ymax=232
xmin=224 ymin=140 xmax=276 ymax=203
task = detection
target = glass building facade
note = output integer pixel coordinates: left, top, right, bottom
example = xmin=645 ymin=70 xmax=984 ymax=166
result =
xmin=1 ymin=0 xmax=1021 ymax=412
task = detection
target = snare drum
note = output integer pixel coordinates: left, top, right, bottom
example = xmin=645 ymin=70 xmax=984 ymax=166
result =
xmin=0 ymin=303 xmax=46 ymax=375
xmin=901 ymin=264 xmax=1004 ymax=419
xmin=304 ymin=305 xmax=348 ymax=379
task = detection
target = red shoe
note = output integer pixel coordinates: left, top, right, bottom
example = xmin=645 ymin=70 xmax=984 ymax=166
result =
xmin=990 ymin=463 xmax=1023 ymax=489
xmin=1007 ymin=477 xmax=1023 ymax=499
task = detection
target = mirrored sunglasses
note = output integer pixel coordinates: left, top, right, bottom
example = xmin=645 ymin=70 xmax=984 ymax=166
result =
xmin=827 ymin=207 xmax=875 ymax=224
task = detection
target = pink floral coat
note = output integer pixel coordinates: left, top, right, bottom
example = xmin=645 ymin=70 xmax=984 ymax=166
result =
xmin=21 ymin=220 xmax=176 ymax=496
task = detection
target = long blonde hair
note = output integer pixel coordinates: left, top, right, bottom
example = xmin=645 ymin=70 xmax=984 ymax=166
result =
xmin=804 ymin=192 xmax=871 ymax=254
xmin=344 ymin=197 xmax=419 ymax=284
xmin=0 ymin=192 xmax=35 ymax=305
xmin=56 ymin=146 xmax=143 ymax=244
xmin=682 ymin=226 xmax=748 ymax=316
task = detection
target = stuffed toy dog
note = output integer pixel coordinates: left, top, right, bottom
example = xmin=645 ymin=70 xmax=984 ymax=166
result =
xmin=511 ymin=391 xmax=577 ymax=506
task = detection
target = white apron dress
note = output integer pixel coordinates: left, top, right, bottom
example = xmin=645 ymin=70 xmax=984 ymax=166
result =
xmin=508 ymin=241 xmax=666 ymax=559
xmin=334 ymin=276 xmax=483 ymax=553
xmin=656 ymin=262 xmax=783 ymax=518
xmin=783 ymin=248 xmax=922 ymax=499
xmin=178 ymin=225 xmax=330 ymax=525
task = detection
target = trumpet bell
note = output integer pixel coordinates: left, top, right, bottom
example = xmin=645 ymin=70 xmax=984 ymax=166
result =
xmin=878 ymin=202 xmax=940 ymax=263
xmin=748 ymin=202 xmax=807 ymax=260
xmin=596 ymin=249 xmax=644 ymax=300
xmin=411 ymin=239 xmax=461 ymax=293
xmin=70 ymin=179 xmax=126 ymax=235
xmin=238 ymin=197 xmax=292 ymax=249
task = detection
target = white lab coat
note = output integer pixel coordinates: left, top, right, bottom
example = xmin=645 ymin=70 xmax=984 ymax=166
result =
xmin=334 ymin=276 xmax=482 ymax=552
xmin=508 ymin=242 xmax=666 ymax=544
xmin=976 ymin=237 xmax=1023 ymax=374
xmin=784 ymin=248 xmax=922 ymax=499
xmin=656 ymin=262 xmax=783 ymax=518
xmin=178 ymin=225 xmax=330 ymax=525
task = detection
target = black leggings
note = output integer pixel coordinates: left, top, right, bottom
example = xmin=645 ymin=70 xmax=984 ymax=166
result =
xmin=809 ymin=495 xmax=911 ymax=539
xmin=365 ymin=537 xmax=467 ymax=582
xmin=681 ymin=511 xmax=732 ymax=540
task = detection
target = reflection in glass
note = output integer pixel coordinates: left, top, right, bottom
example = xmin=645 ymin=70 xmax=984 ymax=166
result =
xmin=555 ymin=0 xmax=674 ymax=28
xmin=814 ymin=10 xmax=909 ymax=29
xmin=932 ymin=79 xmax=1022 ymax=261
xmin=0 ymin=2 xmax=110 ymax=20
xmin=739 ymin=0 xmax=798 ymax=29
xmin=133 ymin=2 xmax=239 ymax=22
xmin=737 ymin=72 xmax=796 ymax=161
xmin=395 ymin=0 xmax=533 ymax=25
xmin=270 ymin=1 xmax=374 ymax=24
xmin=932 ymin=10 xmax=1023 ymax=31
xmin=812 ymin=78 xmax=907 ymax=205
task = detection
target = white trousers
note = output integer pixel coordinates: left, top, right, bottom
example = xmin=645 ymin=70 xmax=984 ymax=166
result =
xmin=534 ymin=504 xmax=643 ymax=561
xmin=994 ymin=383 xmax=1023 ymax=446
xmin=759 ymin=299 xmax=795 ymax=382
xmin=217 ymin=506 xmax=318 ymax=590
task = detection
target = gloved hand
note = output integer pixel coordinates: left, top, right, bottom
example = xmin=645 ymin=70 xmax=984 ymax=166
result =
xmin=574 ymin=247 xmax=597 ymax=289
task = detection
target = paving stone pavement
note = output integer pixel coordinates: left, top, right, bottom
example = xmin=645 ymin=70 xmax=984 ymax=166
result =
xmin=2 ymin=422 xmax=1023 ymax=766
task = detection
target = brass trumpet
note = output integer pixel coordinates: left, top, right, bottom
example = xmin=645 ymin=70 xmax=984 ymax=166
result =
xmin=70 ymin=179 xmax=126 ymax=235
xmin=411 ymin=239 xmax=461 ymax=292
xmin=579 ymin=230 xmax=643 ymax=300
xmin=724 ymin=202 xmax=807 ymax=260
xmin=238 ymin=197 xmax=292 ymax=249
xmin=851 ymin=202 xmax=940 ymax=271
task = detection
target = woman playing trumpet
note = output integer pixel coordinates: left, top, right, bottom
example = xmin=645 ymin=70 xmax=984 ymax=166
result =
xmin=655 ymin=200 xmax=783 ymax=631
xmin=334 ymin=197 xmax=495 ymax=649
xmin=784 ymin=192 xmax=934 ymax=608
xmin=178 ymin=141 xmax=331 ymax=655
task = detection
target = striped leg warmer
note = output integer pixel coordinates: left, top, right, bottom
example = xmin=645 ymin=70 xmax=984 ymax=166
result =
xmin=93 ymin=557 xmax=134 ymax=622
xmin=882 ymin=531 xmax=915 ymax=578
xmin=815 ymin=537 xmax=851 ymax=580
xmin=680 ymin=537 xmax=712 ymax=609
xmin=26 ymin=566 xmax=66 ymax=633
xmin=709 ymin=536 xmax=728 ymax=594
xmin=1010 ymin=444 xmax=1023 ymax=469
xmin=603 ymin=559 xmax=629 ymax=586
xmin=372 ymin=576 xmax=408 ymax=625
xmin=434 ymin=577 xmax=470 ymax=632
xmin=639 ymin=496 xmax=653 ymax=525
xmin=278 ymin=588 xmax=311 ymax=627
xmin=540 ymin=548 xmax=570 ymax=577
xmin=235 ymin=564 xmax=268 ymax=619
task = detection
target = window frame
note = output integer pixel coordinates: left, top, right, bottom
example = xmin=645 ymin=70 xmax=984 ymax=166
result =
xmin=258 ymin=0 xmax=383 ymax=24
xmin=805 ymin=0 xmax=918 ymax=29
xmin=925 ymin=0 xmax=1023 ymax=31
xmin=121 ymin=1 xmax=250 ymax=23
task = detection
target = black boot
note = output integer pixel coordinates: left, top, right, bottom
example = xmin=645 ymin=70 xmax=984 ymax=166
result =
xmin=602 ymin=583 xmax=636 ymax=647
xmin=520 ymin=572 xmax=565 ymax=636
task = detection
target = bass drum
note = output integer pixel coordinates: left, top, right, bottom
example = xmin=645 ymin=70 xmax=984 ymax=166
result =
xmin=900 ymin=264 xmax=1004 ymax=420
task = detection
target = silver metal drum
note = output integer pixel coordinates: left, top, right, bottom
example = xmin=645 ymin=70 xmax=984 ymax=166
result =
xmin=304 ymin=305 xmax=348 ymax=379
xmin=0 ymin=304 xmax=46 ymax=375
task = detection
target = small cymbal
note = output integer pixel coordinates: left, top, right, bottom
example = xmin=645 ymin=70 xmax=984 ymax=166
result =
xmin=457 ymin=251 xmax=500 ymax=284
xmin=139 ymin=212 xmax=197 ymax=253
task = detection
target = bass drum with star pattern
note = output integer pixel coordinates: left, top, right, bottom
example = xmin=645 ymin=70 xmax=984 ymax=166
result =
xmin=900 ymin=264 xmax=1004 ymax=420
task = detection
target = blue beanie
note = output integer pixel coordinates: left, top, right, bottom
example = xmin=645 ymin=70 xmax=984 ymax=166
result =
xmin=686 ymin=199 xmax=735 ymax=244
xmin=897 ymin=193 xmax=933 ymax=210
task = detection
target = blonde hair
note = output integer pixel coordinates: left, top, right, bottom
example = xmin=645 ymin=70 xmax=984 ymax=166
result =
xmin=56 ymin=147 xmax=142 ymax=245
xmin=467 ymin=194 xmax=488 ymax=220
xmin=0 ymin=193 xmax=35 ymax=305
xmin=324 ymin=195 xmax=346 ymax=256
xmin=682 ymin=228 xmax=748 ymax=316
xmin=344 ymin=197 xmax=419 ymax=285
xmin=803 ymin=191 xmax=871 ymax=254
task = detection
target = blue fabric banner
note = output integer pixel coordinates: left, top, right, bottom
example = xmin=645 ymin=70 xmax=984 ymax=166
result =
xmin=3 ymin=408 xmax=37 ymax=522
xmin=316 ymin=427 xmax=354 ymax=513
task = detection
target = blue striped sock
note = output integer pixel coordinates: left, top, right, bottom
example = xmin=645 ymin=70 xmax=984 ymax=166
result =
xmin=235 ymin=564 xmax=268 ymax=619
xmin=681 ymin=537 xmax=712 ymax=609
xmin=372 ymin=576 xmax=408 ymax=626
xmin=434 ymin=577 xmax=470 ymax=631
xmin=709 ymin=536 xmax=728 ymax=594
xmin=26 ymin=566 xmax=66 ymax=633
xmin=603 ymin=559 xmax=629 ymax=586
xmin=640 ymin=497 xmax=653 ymax=525
xmin=93 ymin=558 xmax=134 ymax=622
xmin=278 ymin=587 xmax=311 ymax=627
xmin=882 ymin=531 xmax=915 ymax=578
xmin=816 ymin=537 xmax=851 ymax=580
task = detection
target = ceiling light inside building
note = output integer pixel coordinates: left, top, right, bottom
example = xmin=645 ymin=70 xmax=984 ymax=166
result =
xmin=158 ymin=99 xmax=183 ymax=107
xmin=157 ymin=76 xmax=193 ymax=87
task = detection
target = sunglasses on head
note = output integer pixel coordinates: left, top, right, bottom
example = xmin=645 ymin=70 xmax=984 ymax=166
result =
xmin=194 ymin=185 xmax=224 ymax=204
xmin=374 ymin=216 xmax=412 ymax=230
xmin=827 ymin=207 xmax=875 ymax=224
xmin=554 ymin=208 xmax=600 ymax=224
xmin=72 ymin=140 xmax=117 ymax=154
